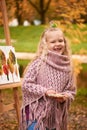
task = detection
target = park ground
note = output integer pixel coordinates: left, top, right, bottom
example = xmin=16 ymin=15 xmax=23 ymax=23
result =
xmin=0 ymin=86 xmax=87 ymax=130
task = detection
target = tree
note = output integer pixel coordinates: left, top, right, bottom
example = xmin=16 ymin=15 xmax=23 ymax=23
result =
xmin=6 ymin=0 xmax=16 ymax=22
xmin=80 ymin=0 xmax=87 ymax=23
xmin=28 ymin=0 xmax=52 ymax=24
xmin=15 ymin=0 xmax=23 ymax=25
xmin=0 ymin=0 xmax=87 ymax=25
xmin=0 ymin=2 xmax=3 ymax=25
xmin=18 ymin=0 xmax=36 ymax=24
xmin=27 ymin=0 xmax=87 ymax=24
xmin=6 ymin=0 xmax=35 ymax=25
xmin=55 ymin=0 xmax=86 ymax=24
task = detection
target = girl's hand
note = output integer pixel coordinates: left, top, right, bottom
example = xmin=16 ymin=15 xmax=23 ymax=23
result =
xmin=46 ymin=91 xmax=68 ymax=103
xmin=56 ymin=94 xmax=67 ymax=103
xmin=45 ymin=90 xmax=56 ymax=97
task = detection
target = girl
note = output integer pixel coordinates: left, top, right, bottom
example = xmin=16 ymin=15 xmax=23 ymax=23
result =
xmin=20 ymin=23 xmax=76 ymax=130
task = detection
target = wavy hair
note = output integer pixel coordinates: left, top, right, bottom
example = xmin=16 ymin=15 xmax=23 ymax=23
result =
xmin=37 ymin=27 xmax=71 ymax=58
xmin=24 ymin=27 xmax=72 ymax=75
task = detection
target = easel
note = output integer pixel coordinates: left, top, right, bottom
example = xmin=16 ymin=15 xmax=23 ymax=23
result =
xmin=0 ymin=0 xmax=22 ymax=125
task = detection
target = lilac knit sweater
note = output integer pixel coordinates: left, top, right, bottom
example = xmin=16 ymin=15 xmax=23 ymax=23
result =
xmin=20 ymin=51 xmax=76 ymax=130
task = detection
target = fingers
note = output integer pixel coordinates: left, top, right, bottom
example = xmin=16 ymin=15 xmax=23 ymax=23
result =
xmin=46 ymin=92 xmax=68 ymax=103
xmin=45 ymin=90 xmax=56 ymax=96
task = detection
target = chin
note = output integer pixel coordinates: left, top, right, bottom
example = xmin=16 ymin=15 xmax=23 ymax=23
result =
xmin=53 ymin=50 xmax=63 ymax=55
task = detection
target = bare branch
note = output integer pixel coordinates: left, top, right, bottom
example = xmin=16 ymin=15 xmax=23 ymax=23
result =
xmin=44 ymin=0 xmax=52 ymax=12
xmin=28 ymin=0 xmax=40 ymax=14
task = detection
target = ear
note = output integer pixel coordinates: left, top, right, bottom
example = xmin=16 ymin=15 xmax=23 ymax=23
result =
xmin=64 ymin=37 xmax=66 ymax=44
xmin=42 ymin=37 xmax=47 ymax=45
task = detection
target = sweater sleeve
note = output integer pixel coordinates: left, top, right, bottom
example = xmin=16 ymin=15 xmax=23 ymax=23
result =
xmin=22 ymin=58 xmax=47 ymax=97
xmin=59 ymin=72 xmax=76 ymax=110
xmin=61 ymin=72 xmax=77 ymax=101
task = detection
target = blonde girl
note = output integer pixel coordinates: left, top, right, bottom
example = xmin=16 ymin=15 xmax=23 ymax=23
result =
xmin=20 ymin=23 xmax=76 ymax=130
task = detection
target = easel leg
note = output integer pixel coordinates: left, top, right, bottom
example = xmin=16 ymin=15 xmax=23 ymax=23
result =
xmin=0 ymin=90 xmax=4 ymax=113
xmin=13 ymin=87 xmax=20 ymax=125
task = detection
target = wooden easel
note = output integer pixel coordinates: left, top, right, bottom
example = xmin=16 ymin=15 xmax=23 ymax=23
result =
xmin=0 ymin=0 xmax=22 ymax=125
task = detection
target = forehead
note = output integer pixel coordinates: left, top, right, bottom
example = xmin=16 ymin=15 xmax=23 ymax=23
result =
xmin=46 ymin=30 xmax=63 ymax=39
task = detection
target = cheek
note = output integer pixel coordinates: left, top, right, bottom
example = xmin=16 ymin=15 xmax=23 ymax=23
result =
xmin=48 ymin=45 xmax=53 ymax=50
xmin=62 ymin=42 xmax=65 ymax=48
xmin=50 ymin=45 xmax=55 ymax=50
xmin=47 ymin=43 xmax=53 ymax=49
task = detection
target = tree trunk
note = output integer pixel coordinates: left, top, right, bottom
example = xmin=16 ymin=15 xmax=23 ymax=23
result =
xmin=40 ymin=0 xmax=45 ymax=24
xmin=28 ymin=0 xmax=52 ymax=24
xmin=17 ymin=15 xmax=23 ymax=25
xmin=41 ymin=12 xmax=45 ymax=24
xmin=15 ymin=0 xmax=23 ymax=25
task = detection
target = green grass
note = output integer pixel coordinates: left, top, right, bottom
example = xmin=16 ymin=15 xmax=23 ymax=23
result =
xmin=71 ymin=43 xmax=87 ymax=54
xmin=0 ymin=25 xmax=87 ymax=54
xmin=77 ymin=88 xmax=87 ymax=97
xmin=18 ymin=59 xmax=30 ymax=67
xmin=82 ymin=63 xmax=87 ymax=71
xmin=71 ymin=87 xmax=87 ymax=107
xmin=18 ymin=59 xmax=30 ymax=76
xmin=0 ymin=25 xmax=44 ymax=52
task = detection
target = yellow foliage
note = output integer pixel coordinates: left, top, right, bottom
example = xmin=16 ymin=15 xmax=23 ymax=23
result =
xmin=55 ymin=0 xmax=86 ymax=24
xmin=79 ymin=49 xmax=87 ymax=55
xmin=73 ymin=38 xmax=81 ymax=44
xmin=0 ymin=12 xmax=3 ymax=25
xmin=72 ymin=59 xmax=82 ymax=77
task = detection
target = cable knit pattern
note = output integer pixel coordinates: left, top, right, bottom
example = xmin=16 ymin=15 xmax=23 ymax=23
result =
xmin=20 ymin=51 xmax=76 ymax=130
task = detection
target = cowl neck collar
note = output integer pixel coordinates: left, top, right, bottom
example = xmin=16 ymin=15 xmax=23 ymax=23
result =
xmin=43 ymin=50 xmax=71 ymax=72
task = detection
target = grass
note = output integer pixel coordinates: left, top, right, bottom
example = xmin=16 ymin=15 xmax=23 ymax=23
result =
xmin=18 ymin=59 xmax=30 ymax=67
xmin=82 ymin=63 xmax=87 ymax=71
xmin=71 ymin=43 xmax=87 ymax=54
xmin=0 ymin=25 xmax=44 ymax=52
xmin=77 ymin=88 xmax=87 ymax=97
xmin=0 ymin=24 xmax=87 ymax=54
xmin=18 ymin=59 xmax=30 ymax=76
xmin=72 ymin=87 xmax=87 ymax=107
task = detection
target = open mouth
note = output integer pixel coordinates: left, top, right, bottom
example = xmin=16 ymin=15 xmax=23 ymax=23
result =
xmin=53 ymin=46 xmax=63 ymax=51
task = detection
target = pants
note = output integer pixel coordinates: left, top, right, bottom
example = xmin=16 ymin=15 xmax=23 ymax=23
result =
xmin=27 ymin=120 xmax=56 ymax=130
xmin=27 ymin=120 xmax=39 ymax=130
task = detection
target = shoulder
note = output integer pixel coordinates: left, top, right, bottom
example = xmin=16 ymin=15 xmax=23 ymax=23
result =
xmin=29 ymin=57 xmax=41 ymax=68
xmin=24 ymin=57 xmax=41 ymax=75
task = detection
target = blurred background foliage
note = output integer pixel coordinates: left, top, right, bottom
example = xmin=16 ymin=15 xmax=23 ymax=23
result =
xmin=0 ymin=0 xmax=87 ymax=25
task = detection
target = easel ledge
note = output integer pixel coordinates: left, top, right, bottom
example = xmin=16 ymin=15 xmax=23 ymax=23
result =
xmin=0 ymin=78 xmax=22 ymax=90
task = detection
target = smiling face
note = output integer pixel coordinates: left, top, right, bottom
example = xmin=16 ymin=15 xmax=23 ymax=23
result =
xmin=46 ymin=30 xmax=65 ymax=55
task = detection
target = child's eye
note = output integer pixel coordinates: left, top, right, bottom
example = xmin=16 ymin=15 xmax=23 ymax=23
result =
xmin=50 ymin=40 xmax=56 ymax=43
xmin=58 ymin=39 xmax=64 ymax=42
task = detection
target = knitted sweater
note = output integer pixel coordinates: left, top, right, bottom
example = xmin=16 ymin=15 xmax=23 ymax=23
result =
xmin=20 ymin=50 xmax=76 ymax=130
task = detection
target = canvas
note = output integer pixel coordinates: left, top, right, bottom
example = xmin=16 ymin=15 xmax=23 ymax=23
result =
xmin=0 ymin=46 xmax=20 ymax=84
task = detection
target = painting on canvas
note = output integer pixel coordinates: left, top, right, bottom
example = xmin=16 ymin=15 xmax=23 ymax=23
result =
xmin=0 ymin=46 xmax=20 ymax=84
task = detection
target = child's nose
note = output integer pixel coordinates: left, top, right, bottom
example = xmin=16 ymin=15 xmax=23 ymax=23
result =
xmin=56 ymin=41 xmax=60 ymax=45
xmin=56 ymin=41 xmax=64 ymax=46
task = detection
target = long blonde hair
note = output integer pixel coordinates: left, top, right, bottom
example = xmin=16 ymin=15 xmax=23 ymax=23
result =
xmin=36 ymin=27 xmax=74 ymax=79
xmin=37 ymin=27 xmax=71 ymax=58
xmin=24 ymin=27 xmax=72 ymax=75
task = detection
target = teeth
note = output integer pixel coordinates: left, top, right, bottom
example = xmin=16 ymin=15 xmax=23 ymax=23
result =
xmin=54 ymin=46 xmax=62 ymax=49
xmin=54 ymin=47 xmax=62 ymax=50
